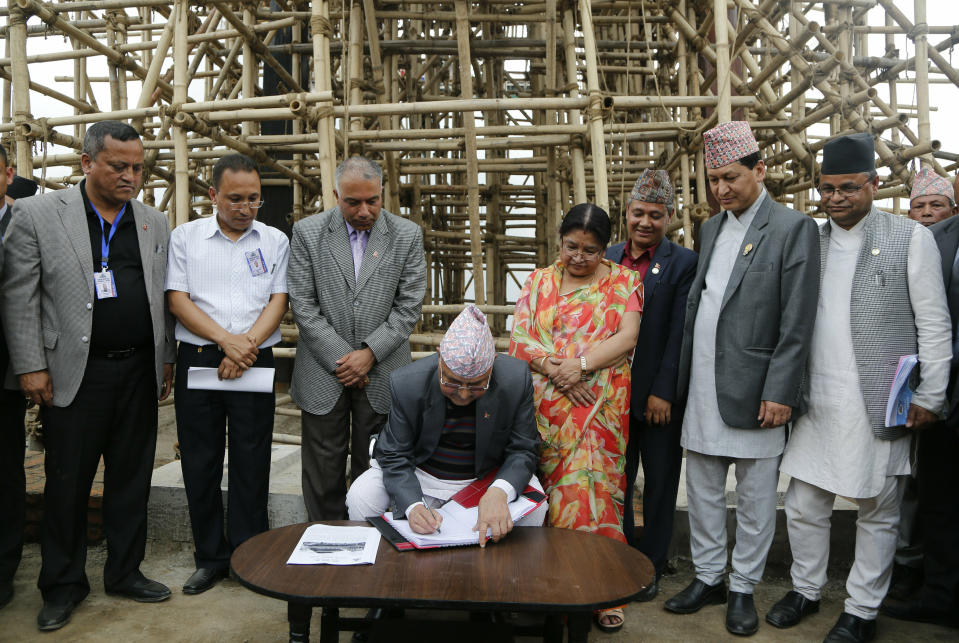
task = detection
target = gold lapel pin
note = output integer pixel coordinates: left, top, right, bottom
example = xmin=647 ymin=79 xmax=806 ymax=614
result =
xmin=651 ymin=263 xmax=661 ymax=275
xmin=871 ymin=248 xmax=880 ymax=256
xmin=743 ymin=243 xmax=754 ymax=256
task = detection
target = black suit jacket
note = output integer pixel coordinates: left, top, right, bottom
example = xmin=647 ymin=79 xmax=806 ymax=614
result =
xmin=606 ymin=238 xmax=698 ymax=419
xmin=932 ymin=215 xmax=959 ymax=423
xmin=373 ymin=353 xmax=540 ymax=514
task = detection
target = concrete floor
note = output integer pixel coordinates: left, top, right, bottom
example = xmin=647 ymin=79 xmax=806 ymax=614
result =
xmin=1 ymin=539 xmax=955 ymax=642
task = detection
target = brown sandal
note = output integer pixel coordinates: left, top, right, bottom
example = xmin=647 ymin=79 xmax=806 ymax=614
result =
xmin=595 ymin=607 xmax=625 ymax=633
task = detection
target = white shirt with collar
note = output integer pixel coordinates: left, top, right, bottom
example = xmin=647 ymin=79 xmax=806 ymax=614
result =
xmin=166 ymin=215 xmax=290 ymax=347
xmin=781 ymin=215 xmax=951 ymax=498
xmin=682 ymin=188 xmax=787 ymax=459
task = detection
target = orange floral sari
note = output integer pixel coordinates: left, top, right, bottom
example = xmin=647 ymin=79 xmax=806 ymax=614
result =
xmin=509 ymin=259 xmax=643 ymax=541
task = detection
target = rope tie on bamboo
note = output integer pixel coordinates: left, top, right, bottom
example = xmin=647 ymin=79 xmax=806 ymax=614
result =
xmin=350 ymin=77 xmax=381 ymax=93
xmin=310 ymin=15 xmax=332 ymax=37
xmin=309 ymin=106 xmax=335 ymax=124
xmin=105 ymin=11 xmax=122 ymax=31
xmin=908 ymin=23 xmax=929 ymax=40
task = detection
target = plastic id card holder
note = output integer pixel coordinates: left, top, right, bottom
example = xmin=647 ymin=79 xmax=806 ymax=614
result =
xmin=94 ymin=269 xmax=117 ymax=299
xmin=246 ymin=248 xmax=268 ymax=277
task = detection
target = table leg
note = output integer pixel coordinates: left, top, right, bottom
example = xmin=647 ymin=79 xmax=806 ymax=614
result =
xmin=320 ymin=607 xmax=339 ymax=643
xmin=567 ymin=612 xmax=591 ymax=643
xmin=288 ymin=602 xmax=311 ymax=643
xmin=543 ymin=614 xmax=563 ymax=643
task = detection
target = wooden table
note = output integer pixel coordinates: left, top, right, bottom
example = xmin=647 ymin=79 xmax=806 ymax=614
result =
xmin=231 ymin=521 xmax=653 ymax=643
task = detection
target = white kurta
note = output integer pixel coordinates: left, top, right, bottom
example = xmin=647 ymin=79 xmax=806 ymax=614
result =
xmin=781 ymin=217 xmax=951 ymax=498
xmin=682 ymin=189 xmax=786 ymax=458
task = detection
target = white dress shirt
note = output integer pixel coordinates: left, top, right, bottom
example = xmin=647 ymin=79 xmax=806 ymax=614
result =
xmin=166 ymin=215 xmax=290 ymax=347
xmin=781 ymin=216 xmax=951 ymax=498
xmin=682 ymin=189 xmax=786 ymax=458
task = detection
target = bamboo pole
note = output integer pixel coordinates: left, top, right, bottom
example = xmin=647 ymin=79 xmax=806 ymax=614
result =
xmin=172 ymin=0 xmax=189 ymax=227
xmin=712 ymin=0 xmax=732 ymax=122
xmin=454 ymin=0 xmax=485 ymax=305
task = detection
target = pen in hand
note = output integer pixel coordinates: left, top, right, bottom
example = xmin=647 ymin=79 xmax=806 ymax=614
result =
xmin=422 ymin=496 xmax=441 ymax=534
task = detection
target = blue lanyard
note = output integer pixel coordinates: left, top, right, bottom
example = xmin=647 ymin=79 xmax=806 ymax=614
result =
xmin=91 ymin=201 xmax=127 ymax=271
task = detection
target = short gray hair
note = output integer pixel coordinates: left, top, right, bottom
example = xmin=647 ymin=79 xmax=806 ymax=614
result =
xmin=335 ymin=157 xmax=383 ymax=191
xmin=82 ymin=121 xmax=141 ymax=160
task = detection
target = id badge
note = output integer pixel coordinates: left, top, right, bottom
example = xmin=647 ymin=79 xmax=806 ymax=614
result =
xmin=246 ymin=248 xmax=268 ymax=277
xmin=94 ymin=269 xmax=117 ymax=299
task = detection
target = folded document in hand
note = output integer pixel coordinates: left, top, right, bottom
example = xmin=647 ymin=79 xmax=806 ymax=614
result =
xmin=885 ymin=354 xmax=919 ymax=427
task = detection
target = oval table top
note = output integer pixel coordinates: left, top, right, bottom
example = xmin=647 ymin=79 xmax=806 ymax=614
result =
xmin=231 ymin=521 xmax=654 ymax=612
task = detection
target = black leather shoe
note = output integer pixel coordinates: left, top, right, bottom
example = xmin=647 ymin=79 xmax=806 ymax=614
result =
xmin=37 ymin=600 xmax=76 ymax=631
xmin=726 ymin=591 xmax=759 ymax=636
xmin=823 ymin=612 xmax=877 ymax=643
xmin=886 ymin=564 xmax=923 ymax=601
xmin=106 ymin=576 xmax=171 ymax=603
xmin=183 ymin=567 xmax=228 ymax=595
xmin=880 ymin=597 xmax=959 ymax=627
xmin=664 ymin=579 xmax=727 ymax=614
xmin=766 ymin=590 xmax=820 ymax=628
xmin=0 ymin=581 xmax=13 ymax=610
xmin=634 ymin=576 xmax=659 ymax=602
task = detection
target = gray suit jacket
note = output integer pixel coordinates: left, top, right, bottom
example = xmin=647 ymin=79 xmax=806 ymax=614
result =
xmin=677 ymin=195 xmax=820 ymax=428
xmin=0 ymin=183 xmax=175 ymax=407
xmin=373 ymin=353 xmax=540 ymax=514
xmin=287 ymin=207 xmax=426 ymax=415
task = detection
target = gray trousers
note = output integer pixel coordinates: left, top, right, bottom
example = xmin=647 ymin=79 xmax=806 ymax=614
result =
xmin=301 ymin=388 xmax=387 ymax=520
xmin=685 ymin=450 xmax=781 ymax=593
xmin=786 ymin=475 xmax=904 ymax=620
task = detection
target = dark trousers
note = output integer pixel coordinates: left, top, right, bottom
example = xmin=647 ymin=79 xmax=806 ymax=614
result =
xmin=917 ymin=422 xmax=959 ymax=611
xmin=301 ymin=388 xmax=386 ymax=520
xmin=0 ymin=388 xmax=27 ymax=584
xmin=39 ymin=352 xmax=157 ymax=602
xmin=175 ymin=344 xmax=274 ymax=570
xmin=624 ymin=412 xmax=684 ymax=577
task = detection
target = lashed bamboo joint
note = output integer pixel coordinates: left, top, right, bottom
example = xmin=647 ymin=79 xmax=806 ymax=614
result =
xmin=1 ymin=0 xmax=956 ymax=350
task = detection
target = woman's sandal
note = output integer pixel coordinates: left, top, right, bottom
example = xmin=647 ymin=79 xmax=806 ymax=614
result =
xmin=594 ymin=607 xmax=625 ymax=633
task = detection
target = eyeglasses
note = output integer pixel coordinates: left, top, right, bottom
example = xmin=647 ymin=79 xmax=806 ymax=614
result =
xmin=439 ymin=372 xmax=490 ymax=393
xmin=817 ymin=180 xmax=870 ymax=200
xmin=561 ymin=244 xmax=602 ymax=260
xmin=223 ymin=200 xmax=265 ymax=211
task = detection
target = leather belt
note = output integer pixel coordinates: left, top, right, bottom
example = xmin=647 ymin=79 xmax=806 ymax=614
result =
xmin=90 ymin=346 xmax=139 ymax=360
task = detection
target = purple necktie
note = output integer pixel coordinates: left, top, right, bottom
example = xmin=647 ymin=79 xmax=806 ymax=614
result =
xmin=349 ymin=229 xmax=368 ymax=282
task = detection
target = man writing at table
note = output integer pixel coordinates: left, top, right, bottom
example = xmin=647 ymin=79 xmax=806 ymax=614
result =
xmin=347 ymin=305 xmax=547 ymax=544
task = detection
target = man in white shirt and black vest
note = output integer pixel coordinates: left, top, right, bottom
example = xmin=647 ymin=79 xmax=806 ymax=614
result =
xmin=769 ymin=133 xmax=951 ymax=643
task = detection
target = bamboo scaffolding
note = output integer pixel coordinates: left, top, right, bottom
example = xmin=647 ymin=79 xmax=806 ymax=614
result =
xmin=2 ymin=1 xmax=956 ymax=420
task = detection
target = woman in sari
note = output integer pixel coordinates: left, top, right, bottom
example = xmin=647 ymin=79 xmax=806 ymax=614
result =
xmin=509 ymin=203 xmax=642 ymax=632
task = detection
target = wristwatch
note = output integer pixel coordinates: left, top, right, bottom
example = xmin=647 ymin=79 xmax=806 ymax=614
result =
xmin=580 ymin=356 xmax=589 ymax=381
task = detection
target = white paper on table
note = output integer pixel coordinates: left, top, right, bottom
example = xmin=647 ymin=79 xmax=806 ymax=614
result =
xmin=286 ymin=524 xmax=380 ymax=565
xmin=187 ymin=366 xmax=275 ymax=393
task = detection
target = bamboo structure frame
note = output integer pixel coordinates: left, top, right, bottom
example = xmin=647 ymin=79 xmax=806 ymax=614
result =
xmin=2 ymin=1 xmax=958 ymax=402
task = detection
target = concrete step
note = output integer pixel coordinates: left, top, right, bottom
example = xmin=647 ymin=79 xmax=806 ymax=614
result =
xmin=147 ymin=444 xmax=308 ymax=543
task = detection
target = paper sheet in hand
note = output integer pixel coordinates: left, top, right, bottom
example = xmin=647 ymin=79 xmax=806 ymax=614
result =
xmin=381 ymin=495 xmax=540 ymax=549
xmin=187 ymin=366 xmax=275 ymax=393
xmin=885 ymin=354 xmax=919 ymax=427
xmin=286 ymin=524 xmax=380 ymax=565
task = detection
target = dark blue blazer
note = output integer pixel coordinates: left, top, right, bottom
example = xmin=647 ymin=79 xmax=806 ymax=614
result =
xmin=606 ymin=238 xmax=698 ymax=420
